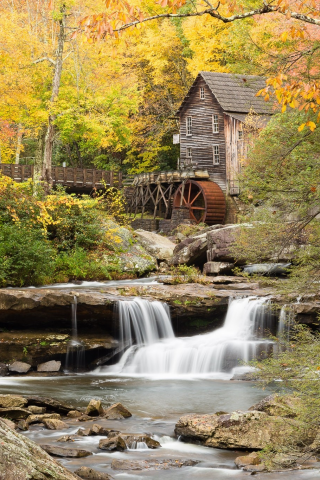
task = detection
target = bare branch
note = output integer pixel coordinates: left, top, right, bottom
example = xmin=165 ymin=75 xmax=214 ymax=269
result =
xmin=33 ymin=56 xmax=56 ymax=66
xmin=92 ymin=2 xmax=320 ymax=36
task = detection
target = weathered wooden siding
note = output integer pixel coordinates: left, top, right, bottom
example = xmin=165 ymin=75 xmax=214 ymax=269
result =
xmin=179 ymin=77 xmax=227 ymax=190
xmin=224 ymin=115 xmax=245 ymax=195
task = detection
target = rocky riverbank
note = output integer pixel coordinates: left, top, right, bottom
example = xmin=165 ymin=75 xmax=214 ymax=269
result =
xmin=1 ymin=393 xmax=319 ymax=478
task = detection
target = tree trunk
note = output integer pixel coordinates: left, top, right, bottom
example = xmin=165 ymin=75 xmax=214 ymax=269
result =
xmin=42 ymin=6 xmax=66 ymax=188
xmin=15 ymin=123 xmax=23 ymax=165
xmin=35 ymin=127 xmax=46 ymax=178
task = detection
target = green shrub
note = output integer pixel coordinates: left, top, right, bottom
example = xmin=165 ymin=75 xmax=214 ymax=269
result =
xmin=53 ymin=248 xmax=112 ymax=282
xmin=169 ymin=265 xmax=209 ymax=285
xmin=0 ymin=224 xmax=56 ymax=286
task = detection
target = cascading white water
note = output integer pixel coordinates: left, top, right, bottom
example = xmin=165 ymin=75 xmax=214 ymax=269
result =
xmin=117 ymin=298 xmax=174 ymax=347
xmin=99 ymin=296 xmax=274 ymax=379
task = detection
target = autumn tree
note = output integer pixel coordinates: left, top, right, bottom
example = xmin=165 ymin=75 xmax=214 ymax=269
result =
xmin=231 ymin=109 xmax=320 ymax=294
xmin=79 ymin=1 xmax=320 ymax=126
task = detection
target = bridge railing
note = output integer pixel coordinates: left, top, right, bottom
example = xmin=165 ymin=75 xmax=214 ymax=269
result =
xmin=0 ymin=165 xmax=122 ymax=189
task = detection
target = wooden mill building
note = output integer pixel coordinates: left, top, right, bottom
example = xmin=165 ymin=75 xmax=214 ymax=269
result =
xmin=177 ymin=71 xmax=273 ymax=195
xmin=127 ymin=71 xmax=274 ymax=227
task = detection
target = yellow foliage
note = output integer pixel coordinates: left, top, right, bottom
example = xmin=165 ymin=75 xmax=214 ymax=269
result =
xmin=183 ymin=15 xmax=230 ymax=75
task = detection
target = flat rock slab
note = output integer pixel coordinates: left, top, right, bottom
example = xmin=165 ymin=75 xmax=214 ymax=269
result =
xmin=25 ymin=395 xmax=78 ymax=414
xmin=175 ymin=409 xmax=314 ymax=450
xmin=0 ymin=407 xmax=31 ymax=420
xmin=9 ymin=361 xmax=31 ymax=373
xmin=0 ymin=418 xmax=78 ymax=480
xmin=41 ymin=444 xmax=92 ymax=457
xmin=111 ymin=459 xmax=199 ymax=470
xmin=37 ymin=360 xmax=61 ymax=372
xmin=0 ymin=395 xmax=27 ymax=408
xmin=75 ymin=467 xmax=113 ymax=479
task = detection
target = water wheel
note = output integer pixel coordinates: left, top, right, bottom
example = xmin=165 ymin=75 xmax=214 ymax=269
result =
xmin=173 ymin=180 xmax=226 ymax=225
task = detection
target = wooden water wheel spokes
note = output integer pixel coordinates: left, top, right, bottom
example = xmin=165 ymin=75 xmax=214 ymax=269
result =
xmin=174 ymin=180 xmax=206 ymax=223
xmin=173 ymin=179 xmax=226 ymax=225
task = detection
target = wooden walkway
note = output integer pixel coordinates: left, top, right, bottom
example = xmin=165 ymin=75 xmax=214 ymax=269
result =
xmin=0 ymin=164 xmax=122 ymax=189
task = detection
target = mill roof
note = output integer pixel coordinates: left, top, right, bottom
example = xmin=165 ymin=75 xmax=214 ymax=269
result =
xmin=177 ymin=71 xmax=274 ymax=115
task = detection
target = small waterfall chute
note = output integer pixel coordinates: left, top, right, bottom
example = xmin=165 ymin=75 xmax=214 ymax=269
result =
xmin=98 ymin=296 xmax=275 ymax=379
xmin=65 ymin=296 xmax=85 ymax=372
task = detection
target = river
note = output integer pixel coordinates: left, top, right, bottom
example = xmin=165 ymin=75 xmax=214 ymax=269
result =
xmin=1 ymin=281 xmax=319 ymax=478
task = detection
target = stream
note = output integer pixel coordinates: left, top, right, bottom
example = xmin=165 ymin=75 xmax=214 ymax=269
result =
xmin=1 ymin=281 xmax=320 ymax=479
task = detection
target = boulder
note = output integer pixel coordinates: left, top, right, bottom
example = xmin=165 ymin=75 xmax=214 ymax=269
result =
xmin=0 ymin=395 xmax=27 ymax=409
xmin=101 ymin=220 xmax=157 ymax=276
xmin=77 ymin=414 xmax=92 ymax=422
xmin=121 ymin=434 xmax=161 ymax=449
xmin=206 ymin=225 xmax=243 ymax=263
xmin=249 ymin=394 xmax=300 ymax=418
xmin=170 ymin=236 xmax=207 ymax=266
xmin=37 ymin=360 xmax=61 ymax=372
xmin=0 ymin=418 xmax=78 ymax=480
xmin=8 ymin=361 xmax=31 ymax=374
xmin=203 ymin=262 xmax=234 ymax=275
xmin=56 ymin=435 xmax=78 ymax=442
xmin=91 ymin=424 xmax=119 ymax=436
xmin=74 ymin=467 xmax=113 ymax=480
xmin=135 ymin=230 xmax=175 ymax=261
xmin=111 ymin=459 xmax=198 ymax=470
xmin=17 ymin=420 xmax=28 ymax=431
xmin=26 ymin=413 xmax=61 ymax=427
xmin=175 ymin=410 xmax=313 ymax=450
xmin=77 ymin=425 xmax=119 ymax=437
xmin=85 ymin=399 xmax=104 ymax=417
xmin=67 ymin=410 xmax=82 ymax=418
xmin=0 ymin=363 xmax=8 ymax=376
xmin=104 ymin=402 xmax=132 ymax=419
xmin=41 ymin=444 xmax=92 ymax=457
xmin=235 ymin=452 xmax=262 ymax=468
xmin=98 ymin=435 xmax=127 ymax=451
xmin=43 ymin=418 xmax=68 ymax=430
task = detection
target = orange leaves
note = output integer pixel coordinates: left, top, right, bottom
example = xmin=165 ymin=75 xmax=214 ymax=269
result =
xmin=281 ymin=27 xmax=305 ymax=42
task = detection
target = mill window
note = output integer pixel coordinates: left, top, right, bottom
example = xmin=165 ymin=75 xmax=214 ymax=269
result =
xmin=238 ymin=130 xmax=243 ymax=140
xmin=212 ymin=115 xmax=219 ymax=133
xmin=186 ymin=147 xmax=192 ymax=159
xmin=186 ymin=116 xmax=192 ymax=136
xmin=213 ymin=145 xmax=220 ymax=165
xmin=200 ymin=87 xmax=205 ymax=99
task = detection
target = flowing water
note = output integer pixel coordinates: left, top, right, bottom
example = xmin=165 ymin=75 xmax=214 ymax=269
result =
xmin=65 ymin=296 xmax=85 ymax=372
xmin=1 ymin=293 xmax=319 ymax=478
xmin=98 ymin=296 xmax=274 ymax=379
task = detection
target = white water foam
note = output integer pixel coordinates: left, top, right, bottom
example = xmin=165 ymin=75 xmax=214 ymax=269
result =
xmin=97 ymin=296 xmax=274 ymax=380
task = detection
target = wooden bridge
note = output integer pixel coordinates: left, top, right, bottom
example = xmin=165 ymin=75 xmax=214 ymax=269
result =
xmin=0 ymin=164 xmax=122 ymax=189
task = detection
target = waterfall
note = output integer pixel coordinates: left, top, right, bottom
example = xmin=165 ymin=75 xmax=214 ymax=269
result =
xmin=100 ymin=296 xmax=274 ymax=379
xmin=118 ymin=298 xmax=174 ymax=347
xmin=65 ymin=296 xmax=85 ymax=372
xmin=276 ymin=305 xmax=294 ymax=352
